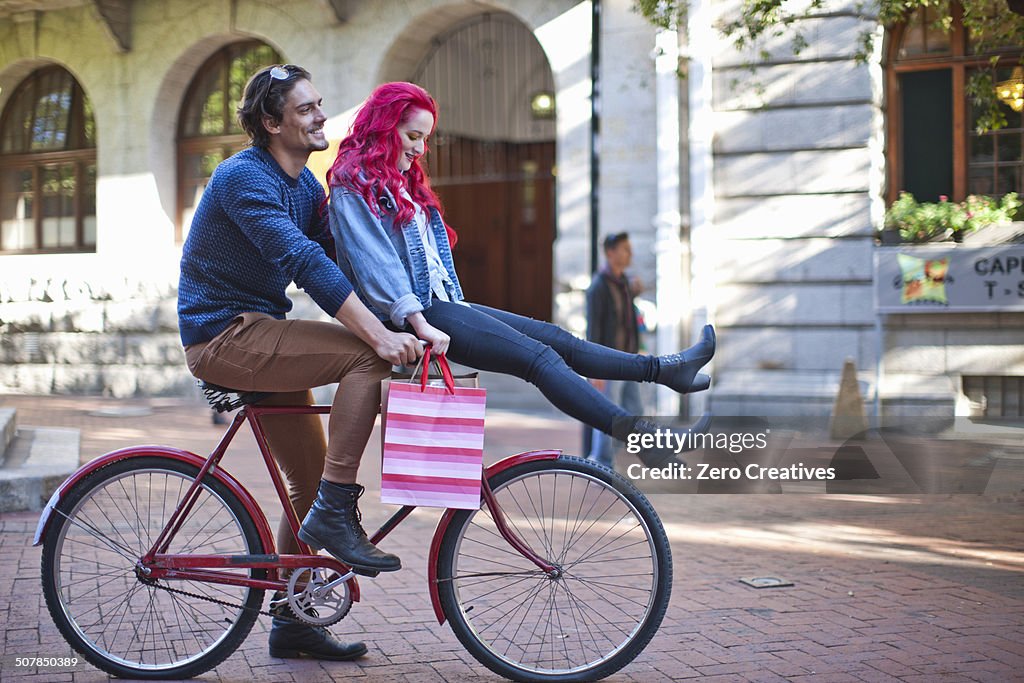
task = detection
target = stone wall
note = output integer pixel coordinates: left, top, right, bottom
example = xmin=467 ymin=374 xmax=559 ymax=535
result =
xmin=701 ymin=0 xmax=1022 ymax=418
xmin=0 ymin=272 xmax=190 ymax=396
xmin=881 ymin=311 xmax=1024 ymax=417
xmin=704 ymin=0 xmax=883 ymax=416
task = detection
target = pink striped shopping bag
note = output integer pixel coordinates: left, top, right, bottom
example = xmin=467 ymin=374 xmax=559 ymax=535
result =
xmin=380 ymin=352 xmax=486 ymax=509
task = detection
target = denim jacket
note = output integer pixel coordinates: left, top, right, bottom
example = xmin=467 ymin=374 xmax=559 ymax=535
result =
xmin=329 ymin=185 xmax=464 ymax=327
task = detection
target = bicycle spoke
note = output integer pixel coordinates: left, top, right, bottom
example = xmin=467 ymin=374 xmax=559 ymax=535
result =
xmin=556 ymin=495 xmax=623 ymax=562
xmin=557 ymin=574 xmax=643 ymax=627
xmin=567 ymin=539 xmax=653 ymax=567
xmin=460 ymin=533 xmax=535 ymax=558
xmin=502 ymin=487 xmax=553 ymax=562
xmin=481 ymin=584 xmax=548 ymax=661
xmin=500 ymin=574 xmax=551 ymax=658
xmin=561 ymin=573 xmax=647 ymax=610
xmin=518 ymin=578 xmax=557 ymax=662
xmin=462 ymin=576 xmax=548 ymax=625
xmin=454 ymin=551 xmax=534 ymax=572
xmin=58 ymin=548 xmax=134 ymax=573
xmin=557 ymin=578 xmax=624 ymax=647
xmin=453 ymin=573 xmax=539 ymax=597
xmin=563 ymin=574 xmax=609 ymax=661
xmin=104 ymin=577 xmax=147 ymax=655
xmin=59 ymin=567 xmax=133 ymax=598
xmin=562 ymin=573 xmax=654 ymax=588
xmin=114 ymin=476 xmax=149 ymax=550
xmin=556 ymin=586 xmax=624 ymax=635
xmin=557 ymin=478 xmax=616 ymax=561
xmin=54 ymin=509 xmax=139 ymax=561
xmin=549 ymin=580 xmax=571 ymax=667
xmin=564 ymin=520 xmax=644 ymax=567
xmin=175 ymin=494 xmax=239 ymax=553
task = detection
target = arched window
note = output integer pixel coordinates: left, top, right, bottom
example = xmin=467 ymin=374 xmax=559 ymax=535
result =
xmin=0 ymin=66 xmax=96 ymax=253
xmin=177 ymin=41 xmax=281 ymax=240
xmin=886 ymin=6 xmax=1023 ymax=204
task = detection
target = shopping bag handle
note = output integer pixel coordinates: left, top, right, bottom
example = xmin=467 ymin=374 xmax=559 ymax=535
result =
xmin=412 ymin=345 xmax=456 ymax=394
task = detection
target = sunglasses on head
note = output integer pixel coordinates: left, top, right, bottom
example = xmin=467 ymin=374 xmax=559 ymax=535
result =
xmin=255 ymin=65 xmax=297 ymax=116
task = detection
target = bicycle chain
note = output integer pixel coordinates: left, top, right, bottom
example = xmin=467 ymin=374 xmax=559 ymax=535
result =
xmin=146 ymin=580 xmax=309 ymax=625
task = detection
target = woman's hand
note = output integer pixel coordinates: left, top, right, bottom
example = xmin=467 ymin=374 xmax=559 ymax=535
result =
xmin=408 ymin=313 xmax=451 ymax=355
xmin=335 ymin=292 xmax=423 ymax=365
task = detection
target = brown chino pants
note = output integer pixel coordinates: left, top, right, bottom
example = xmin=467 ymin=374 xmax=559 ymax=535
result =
xmin=185 ymin=312 xmax=390 ymax=555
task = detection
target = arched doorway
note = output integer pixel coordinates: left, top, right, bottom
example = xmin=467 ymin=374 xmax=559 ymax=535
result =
xmin=413 ymin=13 xmax=556 ymax=321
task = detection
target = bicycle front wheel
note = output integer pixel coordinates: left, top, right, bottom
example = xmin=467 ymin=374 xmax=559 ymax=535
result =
xmin=436 ymin=456 xmax=672 ymax=682
xmin=40 ymin=456 xmax=266 ymax=679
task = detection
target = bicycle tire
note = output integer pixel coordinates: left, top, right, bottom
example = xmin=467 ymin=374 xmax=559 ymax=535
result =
xmin=436 ymin=456 xmax=672 ymax=682
xmin=40 ymin=456 xmax=266 ymax=679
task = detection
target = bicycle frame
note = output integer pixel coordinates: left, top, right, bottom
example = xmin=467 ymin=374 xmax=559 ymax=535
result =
xmin=36 ymin=402 xmax=562 ymax=620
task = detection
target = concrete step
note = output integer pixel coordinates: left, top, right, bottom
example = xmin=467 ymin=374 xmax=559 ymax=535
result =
xmin=0 ymin=422 xmax=80 ymax=513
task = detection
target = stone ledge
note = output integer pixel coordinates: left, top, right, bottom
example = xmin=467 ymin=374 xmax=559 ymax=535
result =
xmin=0 ymin=426 xmax=80 ymax=513
xmin=713 ymin=369 xmax=869 ymax=399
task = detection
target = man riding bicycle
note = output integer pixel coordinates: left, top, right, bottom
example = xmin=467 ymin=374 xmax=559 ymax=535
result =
xmin=177 ymin=64 xmax=421 ymax=661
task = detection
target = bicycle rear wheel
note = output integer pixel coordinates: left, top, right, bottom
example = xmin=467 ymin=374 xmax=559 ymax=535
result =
xmin=436 ymin=456 xmax=672 ymax=682
xmin=40 ymin=456 xmax=265 ymax=679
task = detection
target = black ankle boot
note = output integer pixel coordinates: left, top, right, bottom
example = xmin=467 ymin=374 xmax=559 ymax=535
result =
xmin=656 ymin=325 xmax=716 ymax=393
xmin=689 ymin=373 xmax=712 ymax=393
xmin=268 ymin=592 xmax=367 ymax=661
xmin=298 ymin=481 xmax=402 ymax=575
xmin=630 ymin=415 xmax=713 ymax=468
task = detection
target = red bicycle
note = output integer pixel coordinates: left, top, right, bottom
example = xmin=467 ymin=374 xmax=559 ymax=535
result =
xmin=35 ymin=383 xmax=672 ymax=681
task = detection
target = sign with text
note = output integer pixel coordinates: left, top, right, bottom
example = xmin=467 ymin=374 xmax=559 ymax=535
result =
xmin=875 ymin=245 xmax=1024 ymax=312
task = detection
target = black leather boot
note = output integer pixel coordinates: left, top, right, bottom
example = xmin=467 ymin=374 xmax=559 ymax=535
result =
xmin=689 ymin=373 xmax=712 ymax=393
xmin=268 ymin=592 xmax=367 ymax=661
xmin=628 ymin=414 xmax=713 ymax=468
xmin=656 ymin=325 xmax=716 ymax=393
xmin=298 ymin=481 xmax=402 ymax=575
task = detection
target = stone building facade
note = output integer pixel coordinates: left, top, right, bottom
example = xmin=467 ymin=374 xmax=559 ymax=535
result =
xmin=0 ymin=0 xmax=671 ymax=399
xmin=1 ymin=0 xmax=1021 ymax=419
xmin=689 ymin=0 xmax=1023 ymax=418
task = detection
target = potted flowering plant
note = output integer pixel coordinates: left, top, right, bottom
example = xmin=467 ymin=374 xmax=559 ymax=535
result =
xmin=881 ymin=192 xmax=1022 ymax=243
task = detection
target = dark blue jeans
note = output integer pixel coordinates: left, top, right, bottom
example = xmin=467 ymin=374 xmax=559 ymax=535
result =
xmin=421 ymin=301 xmax=656 ymax=436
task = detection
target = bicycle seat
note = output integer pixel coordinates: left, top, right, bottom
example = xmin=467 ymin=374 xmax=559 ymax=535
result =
xmin=198 ymin=380 xmax=273 ymax=413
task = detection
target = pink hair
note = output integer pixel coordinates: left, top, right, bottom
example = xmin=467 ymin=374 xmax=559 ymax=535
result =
xmin=327 ymin=82 xmax=456 ymax=247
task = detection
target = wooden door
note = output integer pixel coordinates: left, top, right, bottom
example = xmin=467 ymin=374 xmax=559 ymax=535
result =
xmin=427 ymin=135 xmax=555 ymax=321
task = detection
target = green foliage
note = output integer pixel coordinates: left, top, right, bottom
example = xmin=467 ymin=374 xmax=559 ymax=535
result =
xmin=884 ymin=191 xmax=1022 ymax=242
xmin=633 ymin=0 xmax=685 ymax=29
xmin=716 ymin=0 xmax=826 ymax=60
xmin=633 ymin=0 xmax=1024 ymax=131
xmin=966 ymin=70 xmax=1008 ymax=134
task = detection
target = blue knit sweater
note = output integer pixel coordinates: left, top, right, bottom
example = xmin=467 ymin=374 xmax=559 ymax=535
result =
xmin=177 ymin=147 xmax=353 ymax=346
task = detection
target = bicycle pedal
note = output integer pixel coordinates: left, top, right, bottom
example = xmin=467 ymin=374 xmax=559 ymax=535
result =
xmin=352 ymin=567 xmax=380 ymax=578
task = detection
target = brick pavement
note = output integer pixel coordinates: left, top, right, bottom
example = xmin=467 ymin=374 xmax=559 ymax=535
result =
xmin=0 ymin=394 xmax=1022 ymax=682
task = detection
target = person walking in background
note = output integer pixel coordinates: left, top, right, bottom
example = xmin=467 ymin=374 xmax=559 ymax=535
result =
xmin=586 ymin=232 xmax=645 ymax=468
xmin=586 ymin=233 xmax=711 ymax=467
